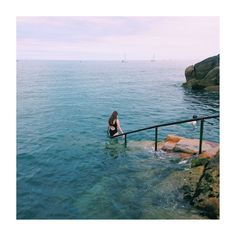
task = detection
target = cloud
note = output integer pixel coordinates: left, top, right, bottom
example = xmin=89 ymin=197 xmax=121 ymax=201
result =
xmin=17 ymin=16 xmax=219 ymax=60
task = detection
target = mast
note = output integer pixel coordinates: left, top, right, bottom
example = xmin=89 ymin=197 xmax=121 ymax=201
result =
xmin=121 ymin=53 xmax=127 ymax=63
xmin=151 ymin=53 xmax=155 ymax=62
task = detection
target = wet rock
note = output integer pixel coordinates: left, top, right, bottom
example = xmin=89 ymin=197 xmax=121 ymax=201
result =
xmin=204 ymin=85 xmax=219 ymax=92
xmin=199 ymin=148 xmax=219 ymax=159
xmin=174 ymin=138 xmax=200 ymax=154
xmin=129 ymin=135 xmax=219 ymax=219
xmin=162 ymin=135 xmax=182 ymax=152
xmin=162 ymin=141 xmax=176 ymax=151
xmin=182 ymin=166 xmax=205 ymax=200
xmin=160 ymin=135 xmax=219 ymax=162
xmin=180 ymin=154 xmax=220 ymax=219
xmin=154 ymin=156 xmax=219 ymax=219
xmin=191 ymin=158 xmax=209 ymax=168
xmin=183 ymin=54 xmax=219 ymax=91
xmin=165 ymin=135 xmax=182 ymax=143
xmin=179 ymin=153 xmax=193 ymax=159
xmin=156 ymin=165 xmax=204 ymax=199
xmin=173 ymin=136 xmax=218 ymax=155
xmin=193 ymin=197 xmax=219 ymax=219
xmin=154 ymin=136 xmax=220 ymax=219
xmin=191 ymin=154 xmax=219 ymax=219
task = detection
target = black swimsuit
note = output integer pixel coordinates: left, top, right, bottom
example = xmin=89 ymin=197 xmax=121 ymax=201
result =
xmin=109 ymin=120 xmax=118 ymax=137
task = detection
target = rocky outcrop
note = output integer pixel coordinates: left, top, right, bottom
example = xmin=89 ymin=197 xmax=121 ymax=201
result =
xmin=183 ymin=55 xmax=220 ymax=91
xmin=159 ymin=135 xmax=219 ymax=219
xmin=183 ymin=154 xmax=219 ymax=219
xmin=155 ymin=154 xmax=219 ymax=219
xmin=161 ymin=134 xmax=219 ymax=158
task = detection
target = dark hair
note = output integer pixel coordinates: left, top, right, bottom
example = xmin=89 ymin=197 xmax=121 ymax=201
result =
xmin=193 ymin=115 xmax=197 ymax=119
xmin=109 ymin=111 xmax=118 ymax=125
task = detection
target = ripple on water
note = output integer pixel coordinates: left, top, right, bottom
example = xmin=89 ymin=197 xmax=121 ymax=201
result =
xmin=17 ymin=61 xmax=219 ymax=219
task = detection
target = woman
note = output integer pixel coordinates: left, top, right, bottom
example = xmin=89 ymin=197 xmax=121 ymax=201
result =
xmin=108 ymin=111 xmax=124 ymax=137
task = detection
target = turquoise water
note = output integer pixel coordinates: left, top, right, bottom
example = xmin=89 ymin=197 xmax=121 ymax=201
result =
xmin=17 ymin=60 xmax=219 ymax=219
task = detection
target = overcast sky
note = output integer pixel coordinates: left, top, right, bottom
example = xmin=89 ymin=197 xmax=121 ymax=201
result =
xmin=17 ymin=16 xmax=219 ymax=61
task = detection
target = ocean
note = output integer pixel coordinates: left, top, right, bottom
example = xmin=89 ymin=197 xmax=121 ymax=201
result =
xmin=17 ymin=60 xmax=219 ymax=219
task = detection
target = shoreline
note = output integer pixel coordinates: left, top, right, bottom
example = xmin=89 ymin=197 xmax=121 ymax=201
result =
xmin=127 ymin=134 xmax=220 ymax=219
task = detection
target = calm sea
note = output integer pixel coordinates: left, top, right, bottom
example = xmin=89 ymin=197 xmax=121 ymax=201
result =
xmin=17 ymin=60 xmax=219 ymax=219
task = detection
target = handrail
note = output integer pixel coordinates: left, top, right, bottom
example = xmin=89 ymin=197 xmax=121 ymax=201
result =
xmin=110 ymin=114 xmax=219 ymax=154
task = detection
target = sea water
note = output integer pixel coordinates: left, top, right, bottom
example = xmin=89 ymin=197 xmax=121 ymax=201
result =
xmin=17 ymin=60 xmax=219 ymax=219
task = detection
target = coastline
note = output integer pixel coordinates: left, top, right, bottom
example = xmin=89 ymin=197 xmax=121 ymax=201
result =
xmin=128 ymin=134 xmax=219 ymax=219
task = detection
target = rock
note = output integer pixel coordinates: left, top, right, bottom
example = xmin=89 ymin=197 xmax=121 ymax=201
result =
xmin=204 ymin=66 xmax=219 ymax=84
xmin=198 ymin=152 xmax=210 ymax=159
xmin=185 ymin=65 xmax=196 ymax=81
xmin=182 ymin=166 xmax=205 ymax=200
xmin=183 ymin=55 xmax=220 ymax=91
xmin=191 ymin=155 xmax=219 ymax=219
xmin=157 ymin=140 xmax=220 ymax=219
xmin=159 ymin=135 xmax=220 ymax=219
xmin=174 ymin=138 xmax=219 ymax=155
xmin=179 ymin=153 xmax=193 ymax=159
xmin=204 ymin=85 xmax=219 ymax=92
xmin=194 ymin=55 xmax=219 ymax=80
xmin=165 ymin=134 xmax=182 ymax=143
xmin=199 ymin=148 xmax=219 ymax=159
xmin=154 ymin=165 xmax=204 ymax=206
xmin=161 ymin=135 xmax=219 ymax=159
xmin=191 ymin=158 xmax=209 ymax=168
xmin=174 ymin=138 xmax=200 ymax=154
xmin=193 ymin=197 xmax=219 ymax=219
xmin=156 ymin=155 xmax=219 ymax=219
xmin=162 ymin=141 xmax=176 ymax=151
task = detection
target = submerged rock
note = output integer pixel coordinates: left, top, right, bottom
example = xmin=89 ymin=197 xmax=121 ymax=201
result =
xmin=183 ymin=55 xmax=220 ymax=91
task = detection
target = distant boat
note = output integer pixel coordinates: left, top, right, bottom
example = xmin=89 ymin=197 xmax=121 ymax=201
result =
xmin=151 ymin=54 xmax=156 ymax=62
xmin=121 ymin=54 xmax=127 ymax=63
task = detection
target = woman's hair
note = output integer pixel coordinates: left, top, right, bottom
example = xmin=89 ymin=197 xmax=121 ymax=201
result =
xmin=109 ymin=111 xmax=118 ymax=125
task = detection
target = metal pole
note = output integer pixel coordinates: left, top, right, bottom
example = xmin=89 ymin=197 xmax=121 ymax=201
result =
xmin=199 ymin=119 xmax=204 ymax=154
xmin=155 ymin=127 xmax=158 ymax=151
xmin=125 ymin=134 xmax=127 ymax=147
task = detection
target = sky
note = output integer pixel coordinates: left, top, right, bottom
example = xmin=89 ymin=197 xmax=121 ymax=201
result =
xmin=17 ymin=16 xmax=219 ymax=61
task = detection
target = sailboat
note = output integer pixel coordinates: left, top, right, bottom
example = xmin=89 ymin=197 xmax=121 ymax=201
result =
xmin=151 ymin=53 xmax=156 ymax=62
xmin=121 ymin=53 xmax=127 ymax=63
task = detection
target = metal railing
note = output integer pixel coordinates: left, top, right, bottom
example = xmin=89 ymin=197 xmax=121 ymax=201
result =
xmin=110 ymin=114 xmax=219 ymax=154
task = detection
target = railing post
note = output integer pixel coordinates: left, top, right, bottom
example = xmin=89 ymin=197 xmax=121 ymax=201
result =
xmin=155 ymin=127 xmax=158 ymax=151
xmin=124 ymin=134 xmax=127 ymax=147
xmin=199 ymin=119 xmax=204 ymax=154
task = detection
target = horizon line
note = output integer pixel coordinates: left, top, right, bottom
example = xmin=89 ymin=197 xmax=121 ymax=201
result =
xmin=16 ymin=57 xmax=216 ymax=62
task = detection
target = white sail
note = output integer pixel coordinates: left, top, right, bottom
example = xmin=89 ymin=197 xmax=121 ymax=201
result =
xmin=121 ymin=53 xmax=127 ymax=63
xmin=151 ymin=53 xmax=156 ymax=62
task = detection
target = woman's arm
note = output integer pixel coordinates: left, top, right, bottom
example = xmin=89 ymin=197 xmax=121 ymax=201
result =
xmin=116 ymin=119 xmax=124 ymax=134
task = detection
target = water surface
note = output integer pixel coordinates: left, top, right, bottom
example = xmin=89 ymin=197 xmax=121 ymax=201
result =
xmin=17 ymin=60 xmax=219 ymax=219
